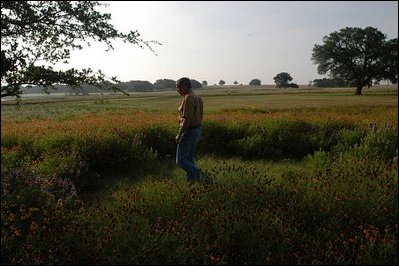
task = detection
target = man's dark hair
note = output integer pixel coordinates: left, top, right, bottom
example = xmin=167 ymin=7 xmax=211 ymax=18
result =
xmin=177 ymin=77 xmax=192 ymax=89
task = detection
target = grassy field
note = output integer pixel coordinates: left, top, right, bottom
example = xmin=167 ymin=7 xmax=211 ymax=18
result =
xmin=1 ymin=85 xmax=398 ymax=264
xmin=2 ymin=85 xmax=397 ymax=119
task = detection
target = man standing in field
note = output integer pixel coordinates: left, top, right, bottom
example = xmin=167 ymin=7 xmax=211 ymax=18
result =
xmin=175 ymin=77 xmax=206 ymax=182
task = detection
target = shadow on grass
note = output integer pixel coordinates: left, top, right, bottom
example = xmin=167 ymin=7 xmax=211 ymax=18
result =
xmin=80 ymin=156 xmax=181 ymax=204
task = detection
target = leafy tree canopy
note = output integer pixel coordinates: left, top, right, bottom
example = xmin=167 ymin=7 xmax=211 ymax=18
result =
xmin=311 ymin=26 xmax=397 ymax=95
xmin=1 ymin=1 xmax=161 ymax=98
xmin=190 ymin=79 xmax=202 ymax=89
xmin=249 ymin=79 xmax=261 ymax=86
xmin=273 ymin=72 xmax=293 ymax=87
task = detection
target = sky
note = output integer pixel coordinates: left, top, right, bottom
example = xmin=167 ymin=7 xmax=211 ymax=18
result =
xmin=57 ymin=1 xmax=398 ymax=85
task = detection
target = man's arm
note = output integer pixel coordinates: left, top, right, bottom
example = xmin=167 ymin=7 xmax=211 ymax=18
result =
xmin=175 ymin=96 xmax=195 ymax=143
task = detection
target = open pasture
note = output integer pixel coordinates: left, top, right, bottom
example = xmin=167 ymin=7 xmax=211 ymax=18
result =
xmin=1 ymin=85 xmax=398 ymax=265
xmin=1 ymin=85 xmax=397 ymax=119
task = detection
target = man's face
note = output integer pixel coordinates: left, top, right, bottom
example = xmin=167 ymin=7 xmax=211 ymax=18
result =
xmin=176 ymin=82 xmax=186 ymax=95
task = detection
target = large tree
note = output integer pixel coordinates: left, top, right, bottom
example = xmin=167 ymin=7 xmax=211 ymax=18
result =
xmin=311 ymin=26 xmax=398 ymax=95
xmin=249 ymin=79 xmax=261 ymax=86
xmin=273 ymin=72 xmax=293 ymax=88
xmin=190 ymin=79 xmax=202 ymax=89
xmin=1 ymin=1 xmax=161 ymax=98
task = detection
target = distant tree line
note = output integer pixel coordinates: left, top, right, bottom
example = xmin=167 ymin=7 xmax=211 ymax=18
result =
xmin=21 ymin=78 xmax=203 ymax=94
xmin=311 ymin=78 xmax=384 ymax=88
xmin=20 ymin=74 xmax=391 ymax=96
xmin=311 ymin=78 xmax=349 ymax=88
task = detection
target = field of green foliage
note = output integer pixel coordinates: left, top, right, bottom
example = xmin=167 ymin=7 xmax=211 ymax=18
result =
xmin=1 ymin=85 xmax=398 ymax=264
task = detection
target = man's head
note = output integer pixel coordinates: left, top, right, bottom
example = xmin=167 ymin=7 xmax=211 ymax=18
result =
xmin=176 ymin=77 xmax=192 ymax=95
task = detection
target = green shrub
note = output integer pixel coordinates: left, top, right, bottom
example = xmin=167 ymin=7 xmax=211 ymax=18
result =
xmin=198 ymin=121 xmax=247 ymax=156
xmin=336 ymin=128 xmax=366 ymax=149
xmin=1 ymin=146 xmax=32 ymax=171
xmin=230 ymin=121 xmax=319 ymax=159
xmin=139 ymin=125 xmax=176 ymax=157
xmin=356 ymin=127 xmax=398 ymax=162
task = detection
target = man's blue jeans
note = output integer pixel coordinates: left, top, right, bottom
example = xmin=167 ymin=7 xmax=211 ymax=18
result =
xmin=176 ymin=127 xmax=202 ymax=182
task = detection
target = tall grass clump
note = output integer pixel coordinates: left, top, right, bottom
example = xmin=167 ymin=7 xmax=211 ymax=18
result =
xmin=1 ymin=125 xmax=176 ymax=191
xmin=233 ymin=120 xmax=320 ymax=159
xmin=199 ymin=119 xmax=355 ymax=160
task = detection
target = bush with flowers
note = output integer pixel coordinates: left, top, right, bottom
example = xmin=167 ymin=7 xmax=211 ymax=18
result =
xmin=1 ymin=169 xmax=82 ymax=264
